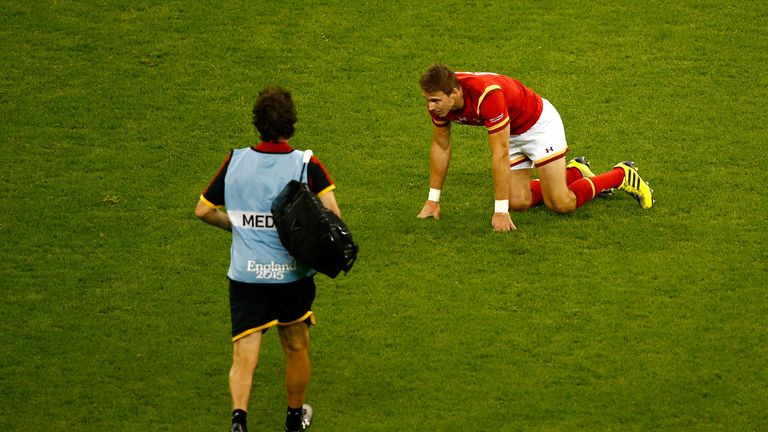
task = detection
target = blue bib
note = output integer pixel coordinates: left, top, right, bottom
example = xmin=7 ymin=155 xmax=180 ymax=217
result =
xmin=224 ymin=148 xmax=315 ymax=283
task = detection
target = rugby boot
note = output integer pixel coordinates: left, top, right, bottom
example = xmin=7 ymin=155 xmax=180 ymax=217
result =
xmin=285 ymin=404 xmax=313 ymax=432
xmin=567 ymin=156 xmax=596 ymax=178
xmin=614 ymin=161 xmax=654 ymax=209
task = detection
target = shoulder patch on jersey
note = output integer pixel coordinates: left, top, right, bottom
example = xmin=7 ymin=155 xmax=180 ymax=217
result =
xmin=489 ymin=112 xmax=505 ymax=123
xmin=487 ymin=117 xmax=510 ymax=134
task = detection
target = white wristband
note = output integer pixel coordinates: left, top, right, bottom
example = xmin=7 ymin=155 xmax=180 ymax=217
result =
xmin=494 ymin=199 xmax=509 ymax=213
xmin=428 ymin=188 xmax=441 ymax=202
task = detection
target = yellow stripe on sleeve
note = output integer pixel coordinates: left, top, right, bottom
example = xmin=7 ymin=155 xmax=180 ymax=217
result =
xmin=316 ymin=184 xmax=336 ymax=197
xmin=477 ymin=85 xmax=502 ymax=115
xmin=199 ymin=194 xmax=223 ymax=209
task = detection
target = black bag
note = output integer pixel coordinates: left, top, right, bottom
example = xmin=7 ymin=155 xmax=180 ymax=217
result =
xmin=271 ymin=150 xmax=358 ymax=278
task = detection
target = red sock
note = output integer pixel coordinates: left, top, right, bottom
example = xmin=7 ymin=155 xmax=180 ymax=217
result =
xmin=566 ymin=166 xmax=582 ymax=185
xmin=590 ymin=168 xmax=625 ymax=192
xmin=530 ymin=179 xmax=543 ymax=207
xmin=569 ymin=178 xmax=597 ymax=208
xmin=568 ymin=168 xmax=625 ymax=208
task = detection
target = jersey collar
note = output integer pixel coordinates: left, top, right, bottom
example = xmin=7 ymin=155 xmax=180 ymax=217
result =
xmin=252 ymin=141 xmax=294 ymax=154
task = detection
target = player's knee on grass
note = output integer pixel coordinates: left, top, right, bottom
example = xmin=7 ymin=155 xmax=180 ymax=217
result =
xmin=509 ymin=198 xmax=532 ymax=211
xmin=545 ymin=196 xmax=577 ymax=214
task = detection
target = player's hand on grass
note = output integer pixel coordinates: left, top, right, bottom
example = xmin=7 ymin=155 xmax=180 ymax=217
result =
xmin=417 ymin=200 xmax=441 ymax=220
xmin=492 ymin=212 xmax=516 ymax=232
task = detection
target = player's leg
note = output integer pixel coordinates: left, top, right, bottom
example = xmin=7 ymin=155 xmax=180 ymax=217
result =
xmin=507 ymin=142 xmax=541 ymax=210
xmin=537 ymin=158 xmax=578 ymax=213
xmin=277 ymin=278 xmax=316 ymax=432
xmin=563 ymin=160 xmax=654 ymax=209
xmin=279 ymin=321 xmax=313 ymax=432
xmin=566 ymin=156 xmax=596 ymax=184
xmin=279 ymin=322 xmax=311 ymax=407
xmin=541 ymin=157 xmax=625 ymax=211
xmin=229 ymin=332 xmax=262 ymax=430
xmin=516 ymin=99 xmax=577 ymax=213
xmin=523 ymin=99 xmax=618 ymax=212
xmin=228 ymin=279 xmax=274 ymax=432
xmin=537 ymin=154 xmax=653 ymax=211
xmin=508 ymin=167 xmax=535 ymax=211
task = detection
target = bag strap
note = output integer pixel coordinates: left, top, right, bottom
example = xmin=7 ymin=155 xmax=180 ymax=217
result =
xmin=299 ymin=150 xmax=313 ymax=184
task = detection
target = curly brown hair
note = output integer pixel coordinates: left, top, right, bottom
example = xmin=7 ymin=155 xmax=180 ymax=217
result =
xmin=252 ymin=86 xmax=297 ymax=142
xmin=419 ymin=63 xmax=459 ymax=95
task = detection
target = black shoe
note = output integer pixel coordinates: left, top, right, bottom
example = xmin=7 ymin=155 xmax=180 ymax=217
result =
xmin=285 ymin=404 xmax=313 ymax=432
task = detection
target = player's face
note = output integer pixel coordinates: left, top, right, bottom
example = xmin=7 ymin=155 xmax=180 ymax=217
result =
xmin=423 ymin=90 xmax=458 ymax=117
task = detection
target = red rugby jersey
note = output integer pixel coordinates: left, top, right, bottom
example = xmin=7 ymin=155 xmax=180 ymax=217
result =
xmin=429 ymin=72 xmax=543 ymax=135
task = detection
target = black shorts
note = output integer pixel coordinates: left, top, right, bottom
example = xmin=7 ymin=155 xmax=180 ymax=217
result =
xmin=229 ymin=277 xmax=316 ymax=342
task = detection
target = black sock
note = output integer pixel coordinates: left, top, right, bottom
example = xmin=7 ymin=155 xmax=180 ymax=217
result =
xmin=285 ymin=406 xmax=303 ymax=431
xmin=232 ymin=409 xmax=247 ymax=430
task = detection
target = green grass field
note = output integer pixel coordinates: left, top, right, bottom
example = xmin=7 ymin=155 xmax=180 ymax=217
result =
xmin=1 ymin=1 xmax=766 ymax=430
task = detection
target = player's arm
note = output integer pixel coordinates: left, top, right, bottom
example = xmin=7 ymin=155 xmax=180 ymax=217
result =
xmin=308 ymin=155 xmax=341 ymax=218
xmin=195 ymin=150 xmax=233 ymax=232
xmin=429 ymin=123 xmax=452 ymax=189
xmin=195 ymin=198 xmax=232 ymax=232
xmin=318 ymin=190 xmax=341 ymax=218
xmin=478 ymin=89 xmax=515 ymax=232
xmin=488 ymin=125 xmax=516 ymax=232
xmin=417 ymin=124 xmax=451 ymax=219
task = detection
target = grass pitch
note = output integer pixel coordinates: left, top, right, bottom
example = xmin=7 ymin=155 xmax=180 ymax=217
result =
xmin=1 ymin=1 xmax=766 ymax=431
